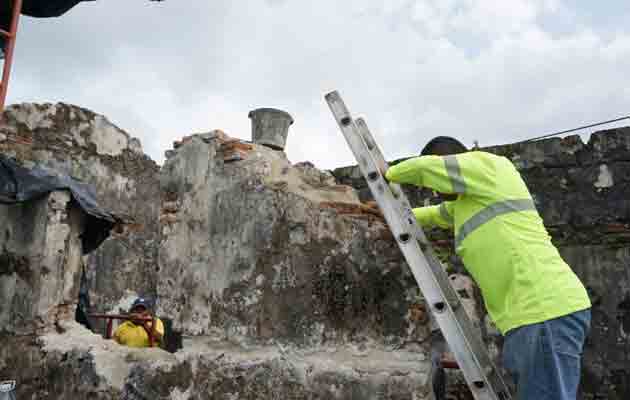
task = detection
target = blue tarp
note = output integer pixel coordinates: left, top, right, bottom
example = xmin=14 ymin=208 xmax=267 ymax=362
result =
xmin=21 ymin=0 xmax=90 ymax=18
xmin=0 ymin=155 xmax=120 ymax=254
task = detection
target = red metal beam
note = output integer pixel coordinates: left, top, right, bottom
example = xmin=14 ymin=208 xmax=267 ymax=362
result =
xmin=88 ymin=313 xmax=152 ymax=321
xmin=0 ymin=0 xmax=23 ymax=114
xmin=88 ymin=313 xmax=157 ymax=345
xmin=106 ymin=318 xmax=113 ymax=339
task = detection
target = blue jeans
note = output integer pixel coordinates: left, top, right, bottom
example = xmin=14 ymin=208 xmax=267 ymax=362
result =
xmin=503 ymin=309 xmax=591 ymax=400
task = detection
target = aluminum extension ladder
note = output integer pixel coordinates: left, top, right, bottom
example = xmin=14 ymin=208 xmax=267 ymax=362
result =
xmin=325 ymin=91 xmax=512 ymax=400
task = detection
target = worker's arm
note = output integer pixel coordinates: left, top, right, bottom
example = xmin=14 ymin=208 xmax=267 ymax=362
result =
xmin=413 ymin=202 xmax=454 ymax=229
xmin=385 ymin=153 xmax=494 ymax=196
xmin=143 ymin=318 xmax=165 ymax=345
xmin=112 ymin=325 xmax=123 ymax=344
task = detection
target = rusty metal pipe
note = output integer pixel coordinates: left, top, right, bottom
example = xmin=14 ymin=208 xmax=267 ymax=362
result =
xmin=148 ymin=317 xmax=156 ymax=347
xmin=88 ymin=313 xmax=152 ymax=321
xmin=106 ymin=318 xmax=113 ymax=339
xmin=0 ymin=0 xmax=23 ymax=114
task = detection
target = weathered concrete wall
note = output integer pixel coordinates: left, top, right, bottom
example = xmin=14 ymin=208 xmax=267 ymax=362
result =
xmin=0 ymin=103 xmax=161 ymax=315
xmin=4 ymin=102 xmax=627 ymax=398
xmin=1 ymin=320 xmax=430 ymax=399
xmin=158 ymin=132 xmax=432 ymax=350
xmin=1 ymin=107 xmax=434 ymax=400
xmin=0 ymin=191 xmax=84 ymax=335
xmin=332 ymin=127 xmax=630 ymax=399
xmin=0 ymin=148 xmax=428 ymax=399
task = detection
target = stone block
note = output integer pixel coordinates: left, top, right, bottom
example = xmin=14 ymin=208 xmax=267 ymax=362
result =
xmin=0 ymin=191 xmax=84 ymax=334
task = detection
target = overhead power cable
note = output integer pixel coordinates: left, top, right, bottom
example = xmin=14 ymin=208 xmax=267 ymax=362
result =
xmin=515 ymin=115 xmax=630 ymax=144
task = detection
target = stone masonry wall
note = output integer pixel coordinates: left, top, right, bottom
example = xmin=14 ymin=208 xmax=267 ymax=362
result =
xmin=1 ymin=125 xmax=434 ymax=399
xmin=0 ymin=191 xmax=91 ymax=398
xmin=158 ymin=132 xmax=432 ymax=349
xmin=0 ymin=191 xmax=85 ymax=335
xmin=0 ymin=103 xmax=161 ymax=317
xmin=3 ymin=101 xmax=628 ymax=399
xmin=332 ymin=127 xmax=630 ymax=399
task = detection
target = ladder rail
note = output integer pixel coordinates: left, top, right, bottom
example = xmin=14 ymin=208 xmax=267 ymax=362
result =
xmin=355 ymin=117 xmax=463 ymax=310
xmin=0 ymin=0 xmax=23 ymax=113
xmin=355 ymin=116 xmax=499 ymax=373
xmin=325 ymin=91 xmax=512 ymax=400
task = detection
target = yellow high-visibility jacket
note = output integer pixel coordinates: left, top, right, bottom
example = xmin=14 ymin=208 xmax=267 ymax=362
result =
xmin=386 ymin=151 xmax=590 ymax=334
xmin=113 ymin=318 xmax=164 ymax=348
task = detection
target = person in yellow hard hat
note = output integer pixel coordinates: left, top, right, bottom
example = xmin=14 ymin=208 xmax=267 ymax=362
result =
xmin=385 ymin=136 xmax=591 ymax=400
xmin=113 ymin=297 xmax=164 ymax=348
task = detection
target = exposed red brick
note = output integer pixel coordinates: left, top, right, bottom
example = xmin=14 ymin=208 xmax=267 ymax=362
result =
xmin=409 ymin=302 xmax=428 ymax=323
xmin=604 ymin=223 xmax=630 ymax=233
xmin=319 ymin=201 xmax=385 ymax=220
xmin=325 ymin=185 xmax=353 ymax=193
xmin=8 ymin=136 xmax=33 ymax=146
xmin=220 ymin=140 xmax=254 ymax=163
xmin=162 ymin=201 xmax=179 ymax=214
xmin=159 ymin=214 xmax=177 ymax=224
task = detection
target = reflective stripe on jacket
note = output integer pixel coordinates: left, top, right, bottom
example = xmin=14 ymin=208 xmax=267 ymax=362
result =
xmin=386 ymin=151 xmax=591 ymax=334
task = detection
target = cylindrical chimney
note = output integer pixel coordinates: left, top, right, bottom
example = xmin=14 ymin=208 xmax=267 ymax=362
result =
xmin=248 ymin=108 xmax=294 ymax=150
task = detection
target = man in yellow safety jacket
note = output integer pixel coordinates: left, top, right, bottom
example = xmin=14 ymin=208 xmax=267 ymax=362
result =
xmin=113 ymin=297 xmax=164 ymax=348
xmin=385 ymin=136 xmax=591 ymax=400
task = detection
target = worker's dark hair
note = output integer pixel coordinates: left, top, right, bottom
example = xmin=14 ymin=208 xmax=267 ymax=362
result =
xmin=420 ymin=136 xmax=468 ymax=156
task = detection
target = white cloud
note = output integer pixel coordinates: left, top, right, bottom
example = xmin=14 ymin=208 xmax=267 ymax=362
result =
xmin=7 ymin=0 xmax=630 ymax=169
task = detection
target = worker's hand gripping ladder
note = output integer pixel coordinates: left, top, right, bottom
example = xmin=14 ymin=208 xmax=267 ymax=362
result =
xmin=325 ymin=91 xmax=512 ymax=400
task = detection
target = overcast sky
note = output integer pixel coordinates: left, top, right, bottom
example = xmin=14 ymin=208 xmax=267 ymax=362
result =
xmin=8 ymin=0 xmax=630 ymax=168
